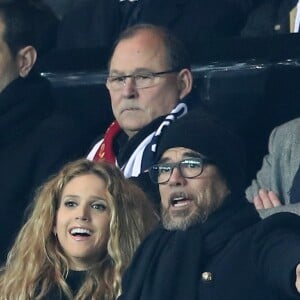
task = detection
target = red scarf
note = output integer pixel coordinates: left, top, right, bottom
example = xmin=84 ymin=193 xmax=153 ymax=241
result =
xmin=93 ymin=120 xmax=121 ymax=163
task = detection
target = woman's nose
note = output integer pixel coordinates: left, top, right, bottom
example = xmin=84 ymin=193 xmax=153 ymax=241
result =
xmin=75 ymin=205 xmax=90 ymax=221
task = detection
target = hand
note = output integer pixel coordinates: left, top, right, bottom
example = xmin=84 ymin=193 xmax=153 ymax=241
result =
xmin=295 ymin=263 xmax=300 ymax=293
xmin=253 ymin=189 xmax=282 ymax=210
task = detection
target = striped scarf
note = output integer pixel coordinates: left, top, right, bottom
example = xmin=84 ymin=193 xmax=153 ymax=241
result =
xmin=93 ymin=102 xmax=188 ymax=177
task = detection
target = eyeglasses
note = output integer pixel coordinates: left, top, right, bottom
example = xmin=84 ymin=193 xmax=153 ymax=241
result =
xmin=106 ymin=69 xmax=178 ymax=91
xmin=149 ymin=157 xmax=213 ymax=184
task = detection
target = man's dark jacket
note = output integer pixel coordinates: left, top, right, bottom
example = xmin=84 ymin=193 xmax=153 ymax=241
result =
xmin=0 ymin=73 xmax=96 ymax=263
xmin=119 ymin=201 xmax=300 ymax=300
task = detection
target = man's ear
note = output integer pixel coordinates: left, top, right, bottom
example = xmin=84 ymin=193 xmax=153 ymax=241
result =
xmin=177 ymin=68 xmax=193 ymax=100
xmin=16 ymin=46 xmax=37 ymax=78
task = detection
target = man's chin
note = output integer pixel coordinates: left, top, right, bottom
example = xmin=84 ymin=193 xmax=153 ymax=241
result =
xmin=121 ymin=122 xmax=147 ymax=136
xmin=162 ymin=208 xmax=203 ymax=231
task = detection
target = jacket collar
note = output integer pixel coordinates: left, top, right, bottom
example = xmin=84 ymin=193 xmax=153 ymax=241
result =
xmin=0 ymin=73 xmax=53 ymax=144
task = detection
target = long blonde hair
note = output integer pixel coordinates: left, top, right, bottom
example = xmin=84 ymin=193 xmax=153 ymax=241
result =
xmin=0 ymin=159 xmax=157 ymax=299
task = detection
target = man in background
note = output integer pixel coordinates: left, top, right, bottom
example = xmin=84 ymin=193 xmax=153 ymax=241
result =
xmin=0 ymin=0 xmax=97 ymax=263
xmin=87 ymin=24 xmax=196 ymax=180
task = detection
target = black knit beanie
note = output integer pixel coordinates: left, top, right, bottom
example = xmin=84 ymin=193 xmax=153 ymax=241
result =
xmin=155 ymin=110 xmax=246 ymax=197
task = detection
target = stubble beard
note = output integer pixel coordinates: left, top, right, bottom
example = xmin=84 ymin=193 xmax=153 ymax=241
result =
xmin=161 ymin=189 xmax=226 ymax=230
xmin=161 ymin=194 xmax=221 ymax=231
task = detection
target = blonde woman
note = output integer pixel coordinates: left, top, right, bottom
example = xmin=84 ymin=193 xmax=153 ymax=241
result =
xmin=0 ymin=159 xmax=157 ymax=300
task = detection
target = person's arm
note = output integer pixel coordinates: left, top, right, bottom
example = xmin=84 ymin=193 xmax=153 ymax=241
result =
xmin=246 ymin=118 xmax=300 ymax=217
xmin=246 ymin=126 xmax=281 ymax=203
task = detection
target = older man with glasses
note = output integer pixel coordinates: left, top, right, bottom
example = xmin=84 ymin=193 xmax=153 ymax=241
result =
xmin=87 ymin=23 xmax=198 ymax=181
xmin=118 ymin=111 xmax=300 ymax=300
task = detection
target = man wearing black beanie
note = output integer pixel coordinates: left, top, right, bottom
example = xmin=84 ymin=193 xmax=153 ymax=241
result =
xmin=154 ymin=110 xmax=247 ymax=200
xmin=119 ymin=112 xmax=300 ymax=300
